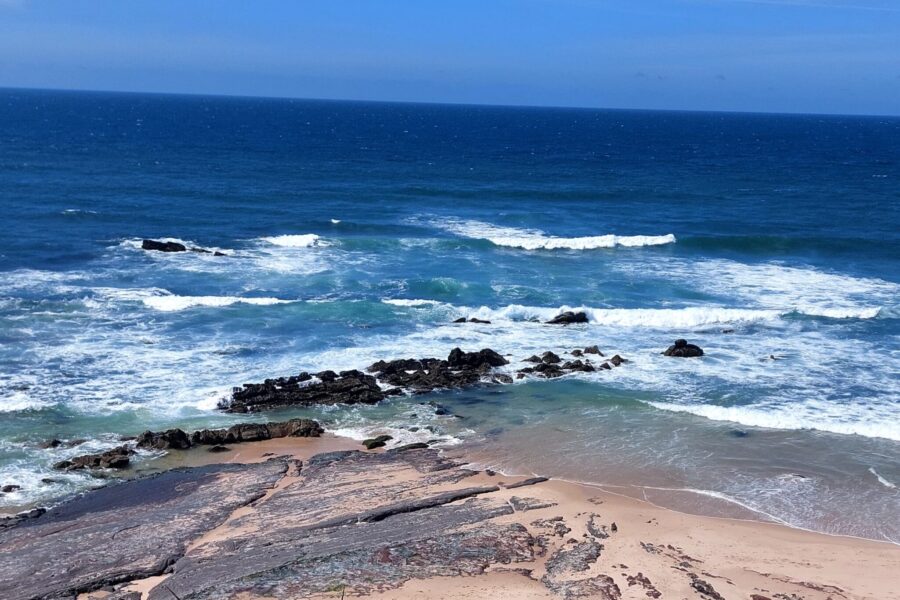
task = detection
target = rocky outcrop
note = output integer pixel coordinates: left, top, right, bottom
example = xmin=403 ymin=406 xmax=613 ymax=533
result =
xmin=222 ymin=371 xmax=386 ymax=412
xmin=0 ymin=460 xmax=288 ymax=600
xmin=366 ymin=348 xmax=508 ymax=395
xmin=663 ymin=339 xmax=704 ymax=358
xmin=141 ymin=239 xmax=226 ymax=256
xmin=137 ymin=419 xmax=324 ymax=449
xmin=53 ymin=445 xmax=134 ymax=471
xmin=546 ymin=311 xmax=589 ymax=325
xmin=453 ymin=317 xmax=491 ymax=324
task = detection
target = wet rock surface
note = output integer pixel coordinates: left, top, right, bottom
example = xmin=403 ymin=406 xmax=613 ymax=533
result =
xmin=223 ymin=370 xmax=386 ymax=412
xmin=0 ymin=460 xmax=287 ymax=600
xmin=53 ymin=445 xmax=135 ymax=471
xmin=663 ymin=338 xmax=705 ymax=357
xmin=366 ymin=347 xmax=508 ymax=394
xmin=141 ymin=239 xmax=225 ymax=255
xmin=546 ymin=311 xmax=590 ymax=324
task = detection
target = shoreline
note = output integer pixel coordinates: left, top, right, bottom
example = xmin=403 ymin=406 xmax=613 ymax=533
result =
xmin=27 ymin=433 xmax=891 ymax=600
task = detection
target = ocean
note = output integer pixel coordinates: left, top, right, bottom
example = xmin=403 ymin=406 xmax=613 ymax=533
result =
xmin=1 ymin=88 xmax=898 ymax=542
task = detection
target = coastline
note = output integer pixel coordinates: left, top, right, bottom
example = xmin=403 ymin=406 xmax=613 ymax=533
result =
xmin=29 ymin=433 xmax=892 ymax=600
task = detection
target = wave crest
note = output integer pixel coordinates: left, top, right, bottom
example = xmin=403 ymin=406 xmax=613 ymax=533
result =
xmin=433 ymin=219 xmax=676 ymax=250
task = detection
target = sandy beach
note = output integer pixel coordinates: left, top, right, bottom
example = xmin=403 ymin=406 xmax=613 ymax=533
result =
xmin=58 ymin=434 xmax=899 ymax=600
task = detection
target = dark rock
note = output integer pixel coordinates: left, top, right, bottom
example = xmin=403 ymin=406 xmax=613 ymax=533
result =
xmin=584 ymin=345 xmax=603 ymax=355
xmin=562 ymin=360 xmax=595 ymax=372
xmin=207 ymin=445 xmax=230 ymax=453
xmin=447 ymin=347 xmax=508 ymax=368
xmin=541 ymin=351 xmax=561 ymax=364
xmin=453 ymin=317 xmax=468 ymax=323
xmin=690 ymin=576 xmax=725 ymax=600
xmin=224 ymin=369 xmax=385 ymax=412
xmin=141 ymin=239 xmax=187 ymax=252
xmin=136 ymin=428 xmax=191 ymax=450
xmin=492 ymin=373 xmax=514 ymax=384
xmin=505 ymin=477 xmax=549 ymax=489
xmin=524 ymin=355 xmax=542 ymax=363
xmin=53 ymin=445 xmax=135 ymax=471
xmin=362 ymin=435 xmax=393 ymax=450
xmin=570 ymin=349 xmax=584 ymax=357
xmin=610 ymin=354 xmax=625 ymax=366
xmin=1 ymin=485 xmax=21 ymax=493
xmin=663 ymin=339 xmax=704 ymax=357
xmin=468 ymin=317 xmax=491 ymax=324
xmin=391 ymin=442 xmax=429 ymax=452
xmin=599 ymin=362 xmax=612 ymax=370
xmin=213 ymin=251 xmax=226 ymax=257
xmin=39 ymin=439 xmax=63 ymax=449
xmin=546 ymin=311 xmax=589 ymax=325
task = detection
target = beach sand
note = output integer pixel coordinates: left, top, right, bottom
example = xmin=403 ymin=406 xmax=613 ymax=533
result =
xmin=73 ymin=434 xmax=899 ymax=600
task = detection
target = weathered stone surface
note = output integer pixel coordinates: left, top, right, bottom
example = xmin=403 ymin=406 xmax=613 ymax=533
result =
xmin=366 ymin=348 xmax=507 ymax=394
xmin=133 ymin=419 xmax=324 ymax=452
xmin=145 ymin=449 xmax=534 ymax=600
xmin=663 ymin=339 xmax=704 ymax=358
xmin=362 ymin=434 xmax=393 ymax=449
xmin=0 ymin=460 xmax=287 ymax=600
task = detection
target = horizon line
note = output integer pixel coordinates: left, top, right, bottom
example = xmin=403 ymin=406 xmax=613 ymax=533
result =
xmin=2 ymin=85 xmax=898 ymax=120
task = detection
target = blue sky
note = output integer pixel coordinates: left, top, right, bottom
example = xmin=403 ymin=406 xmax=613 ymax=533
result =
xmin=1 ymin=0 xmax=898 ymax=115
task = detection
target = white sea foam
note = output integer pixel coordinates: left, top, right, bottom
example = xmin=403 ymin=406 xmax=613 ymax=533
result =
xmin=868 ymin=468 xmax=897 ymax=489
xmin=646 ymin=401 xmax=900 ymax=442
xmin=330 ymin=219 xmax=342 ymax=224
xmin=626 ymin=258 xmax=899 ymax=321
xmin=0 ymin=390 xmax=52 ymax=413
xmin=433 ymin=218 xmax=676 ymax=250
xmin=142 ymin=295 xmax=293 ymax=312
xmin=383 ymin=299 xmax=784 ymax=328
xmin=259 ymin=234 xmax=325 ymax=248
xmin=382 ymin=298 xmax=446 ymax=307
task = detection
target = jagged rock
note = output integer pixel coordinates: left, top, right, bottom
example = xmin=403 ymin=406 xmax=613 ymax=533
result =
xmin=599 ymin=362 xmax=612 ymax=370
xmin=368 ymin=349 xmax=507 ymax=395
xmin=362 ymin=435 xmax=393 ymax=449
xmin=571 ymin=349 xmax=584 ymax=357
xmin=53 ymin=445 xmax=135 ymax=471
xmin=136 ymin=428 xmax=191 ymax=450
xmin=546 ymin=311 xmax=589 ymax=325
xmin=469 ymin=317 xmax=491 ymax=324
xmin=453 ymin=317 xmax=467 ymax=323
xmin=524 ymin=355 xmax=542 ymax=363
xmin=583 ymin=345 xmax=603 ymax=355
xmin=447 ymin=347 xmax=508 ymax=368
xmin=541 ymin=351 xmax=561 ymax=364
xmin=1 ymin=485 xmax=21 ymax=493
xmin=663 ymin=339 xmax=704 ymax=357
xmin=223 ymin=370 xmax=385 ymax=412
xmin=492 ymin=373 xmax=514 ymax=384
xmin=610 ymin=354 xmax=625 ymax=366
xmin=561 ymin=360 xmax=595 ymax=372
xmin=142 ymin=239 xmax=186 ymax=252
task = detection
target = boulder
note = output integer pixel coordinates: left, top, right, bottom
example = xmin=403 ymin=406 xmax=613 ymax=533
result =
xmin=541 ymin=351 xmax=561 ymax=364
xmin=362 ymin=435 xmax=393 ymax=450
xmin=1 ymin=485 xmax=21 ymax=493
xmin=136 ymin=428 xmax=192 ymax=450
xmin=610 ymin=354 xmax=625 ymax=366
xmin=447 ymin=347 xmax=508 ymax=369
xmin=546 ymin=311 xmax=589 ymax=325
xmin=663 ymin=339 xmax=704 ymax=358
xmin=141 ymin=239 xmax=187 ymax=252
xmin=583 ymin=345 xmax=603 ymax=356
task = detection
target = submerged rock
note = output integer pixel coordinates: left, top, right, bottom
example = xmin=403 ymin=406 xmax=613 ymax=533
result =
xmin=546 ymin=311 xmax=589 ymax=325
xmin=663 ymin=339 xmax=704 ymax=357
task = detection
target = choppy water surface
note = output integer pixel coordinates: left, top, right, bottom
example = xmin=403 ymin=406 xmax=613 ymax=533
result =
xmin=1 ymin=89 xmax=898 ymax=541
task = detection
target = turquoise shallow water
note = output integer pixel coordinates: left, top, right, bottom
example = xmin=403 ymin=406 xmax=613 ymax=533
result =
xmin=0 ymin=89 xmax=898 ymax=541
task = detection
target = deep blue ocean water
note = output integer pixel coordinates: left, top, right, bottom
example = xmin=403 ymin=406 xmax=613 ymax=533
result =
xmin=1 ymin=89 xmax=898 ymax=541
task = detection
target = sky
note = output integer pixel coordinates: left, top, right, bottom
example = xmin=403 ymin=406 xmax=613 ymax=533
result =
xmin=0 ymin=0 xmax=898 ymax=115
